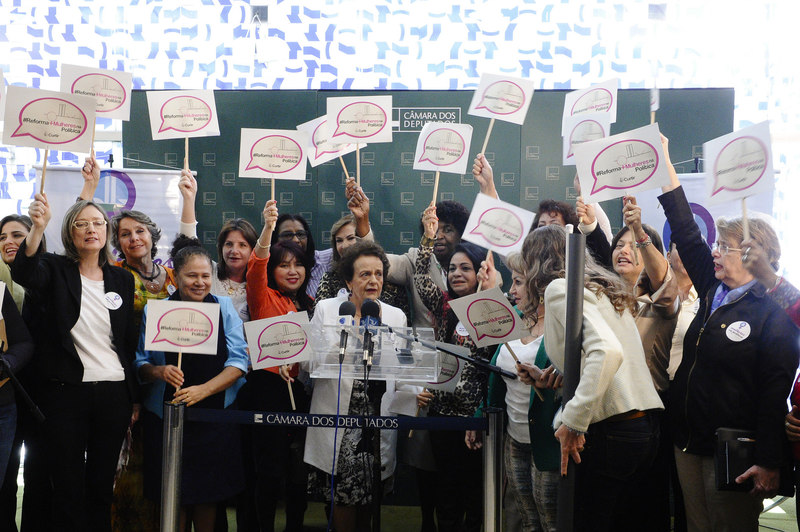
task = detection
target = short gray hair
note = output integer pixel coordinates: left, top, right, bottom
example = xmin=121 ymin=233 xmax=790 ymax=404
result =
xmin=110 ymin=210 xmax=162 ymax=260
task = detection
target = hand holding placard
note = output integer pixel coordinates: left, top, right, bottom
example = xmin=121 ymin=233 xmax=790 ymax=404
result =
xmin=144 ymin=300 xmax=220 ymax=355
xmin=462 ymin=193 xmax=536 ymax=257
xmin=447 ymin=287 xmax=527 ymax=348
xmin=573 ymin=123 xmax=671 ymax=204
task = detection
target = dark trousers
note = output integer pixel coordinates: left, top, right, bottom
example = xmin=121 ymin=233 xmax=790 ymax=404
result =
xmin=43 ymin=381 xmax=132 ymax=532
xmin=575 ymin=412 xmax=660 ymax=532
xmin=622 ymin=408 xmax=686 ymax=531
xmin=237 ymin=371 xmax=309 ymax=532
xmin=429 ymin=429 xmax=483 ymax=532
xmin=0 ymin=404 xmax=52 ymax=532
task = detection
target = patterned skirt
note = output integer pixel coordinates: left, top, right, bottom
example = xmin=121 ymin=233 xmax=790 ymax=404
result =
xmin=308 ymin=379 xmax=380 ymax=505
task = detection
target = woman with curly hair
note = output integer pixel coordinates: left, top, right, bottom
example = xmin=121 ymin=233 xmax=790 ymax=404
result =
xmin=521 ymin=224 xmax=663 ymax=532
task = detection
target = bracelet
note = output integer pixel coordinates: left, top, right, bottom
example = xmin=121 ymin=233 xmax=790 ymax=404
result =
xmin=255 ymin=239 xmax=270 ymax=250
xmin=565 ymin=425 xmax=586 ymax=437
xmin=636 ymin=234 xmax=650 ymax=244
xmin=635 ymin=237 xmax=652 ymax=249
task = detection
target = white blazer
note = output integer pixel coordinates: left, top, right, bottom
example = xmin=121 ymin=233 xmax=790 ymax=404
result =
xmin=544 ymin=279 xmax=664 ymax=433
xmin=304 ymin=295 xmax=407 ymax=479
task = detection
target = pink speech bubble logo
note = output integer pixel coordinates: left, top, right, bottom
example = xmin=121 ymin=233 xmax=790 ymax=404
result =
xmin=245 ymin=135 xmax=303 ymax=173
xmin=332 ymin=101 xmax=387 ymax=138
xmin=417 ymin=128 xmax=466 ymax=167
xmin=468 ymin=207 xmax=524 ymax=247
xmin=711 ymin=136 xmax=768 ymax=196
xmin=256 ymin=321 xmax=308 ymax=362
xmin=566 ymin=119 xmax=605 ymax=160
xmin=589 ymin=139 xmax=659 ymax=195
xmin=158 ymin=95 xmax=213 ymax=133
xmin=71 ymin=73 xmax=127 ymax=113
xmin=465 ymin=299 xmax=516 ymax=341
xmin=571 ymin=88 xmax=613 ymax=116
xmin=475 ymin=80 xmax=526 ymax=115
xmin=153 ymin=307 xmax=215 ymax=348
xmin=311 ymin=120 xmax=350 ymax=159
xmin=427 ymin=354 xmax=460 ymax=386
xmin=11 ymin=97 xmax=89 ymax=145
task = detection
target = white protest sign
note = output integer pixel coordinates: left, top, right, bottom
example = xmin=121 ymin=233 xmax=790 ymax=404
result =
xmin=145 ymin=90 xmax=220 ymax=140
xmin=562 ymin=112 xmax=610 ymax=166
xmin=238 ymin=128 xmax=309 ymax=180
xmin=703 ymin=121 xmax=773 ymax=206
xmin=2 ymin=86 xmax=96 ymax=153
xmin=244 ymin=311 xmax=311 ymax=369
xmin=0 ymin=69 xmax=5 ymax=121
xmin=561 ymin=78 xmax=619 ymax=134
xmin=296 ymin=116 xmax=364 ymax=167
xmin=423 ymin=352 xmax=464 ymax=393
xmin=650 ymin=88 xmax=660 ymax=112
xmin=60 ymin=64 xmax=133 ymax=120
xmin=462 ymin=193 xmax=536 ymax=257
xmin=448 ymin=286 xmax=527 ymax=348
xmin=574 ymin=123 xmax=670 ymax=203
xmin=144 ymin=299 xmax=220 ymax=355
xmin=413 ymin=122 xmax=473 ymax=174
xmin=467 ymin=73 xmax=535 ymax=125
xmin=326 ymin=95 xmax=392 ymax=144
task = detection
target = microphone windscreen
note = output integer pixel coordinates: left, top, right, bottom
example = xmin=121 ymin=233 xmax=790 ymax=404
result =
xmin=338 ymin=300 xmax=357 ymax=317
xmin=360 ymin=298 xmax=381 ymax=323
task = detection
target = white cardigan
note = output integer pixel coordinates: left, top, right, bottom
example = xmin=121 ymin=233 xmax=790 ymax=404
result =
xmin=544 ymin=279 xmax=664 ymax=433
xmin=304 ymin=295 xmax=407 ymax=479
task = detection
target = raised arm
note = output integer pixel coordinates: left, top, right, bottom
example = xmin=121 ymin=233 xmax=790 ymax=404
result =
xmin=178 ymin=169 xmax=199 ymax=238
xmin=472 ymin=153 xmax=498 ymax=199
xmin=413 ymin=204 xmax=444 ymax=314
xmin=345 ymin=177 xmax=371 ymax=238
xmin=576 ymin=196 xmax=612 ymax=269
xmin=77 ymin=154 xmax=101 ymax=201
xmin=23 ymin=193 xmax=50 ymax=258
xmin=623 ymin=196 xmax=669 ymax=292
xmin=254 ymin=199 xmax=278 ymax=260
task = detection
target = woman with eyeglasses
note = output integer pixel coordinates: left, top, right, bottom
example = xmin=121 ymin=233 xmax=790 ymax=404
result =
xmin=658 ymin=135 xmax=799 ymax=531
xmin=11 ymin=166 xmax=138 ymax=531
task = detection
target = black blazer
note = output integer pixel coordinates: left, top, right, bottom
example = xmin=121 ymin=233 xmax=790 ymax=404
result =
xmin=11 ymin=240 xmax=139 ymax=401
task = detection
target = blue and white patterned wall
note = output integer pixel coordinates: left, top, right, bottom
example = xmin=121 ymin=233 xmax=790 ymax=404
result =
xmin=0 ymin=0 xmax=798 ymax=272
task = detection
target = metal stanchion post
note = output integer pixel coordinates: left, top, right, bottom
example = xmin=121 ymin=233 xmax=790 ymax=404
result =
xmin=557 ymin=231 xmax=586 ymax=532
xmin=483 ymin=407 xmax=503 ymax=532
xmin=161 ymin=401 xmax=185 ymax=532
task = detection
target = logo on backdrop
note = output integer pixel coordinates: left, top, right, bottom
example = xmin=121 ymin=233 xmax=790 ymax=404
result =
xmin=92 ymin=170 xmax=137 ymax=216
xmin=662 ymin=202 xmax=715 ymax=249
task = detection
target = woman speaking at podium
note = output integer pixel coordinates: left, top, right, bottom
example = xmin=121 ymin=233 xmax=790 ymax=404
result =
xmin=302 ymin=240 xmax=406 ymax=532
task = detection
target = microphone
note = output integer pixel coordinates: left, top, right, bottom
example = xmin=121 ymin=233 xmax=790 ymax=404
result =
xmin=360 ymin=299 xmax=381 ymax=367
xmin=337 ymin=301 xmax=357 ymax=364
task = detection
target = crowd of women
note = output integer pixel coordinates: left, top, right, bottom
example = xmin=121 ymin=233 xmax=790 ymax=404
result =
xmin=0 ymin=133 xmax=798 ymax=532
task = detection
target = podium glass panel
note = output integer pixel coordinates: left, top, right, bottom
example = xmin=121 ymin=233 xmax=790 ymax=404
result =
xmin=308 ymin=325 xmax=439 ymax=382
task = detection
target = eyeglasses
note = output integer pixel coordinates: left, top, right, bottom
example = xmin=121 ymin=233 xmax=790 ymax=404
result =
xmin=72 ymin=219 xmax=107 ymax=231
xmin=711 ymin=242 xmax=742 ymax=255
xmin=278 ymin=230 xmax=308 ymax=241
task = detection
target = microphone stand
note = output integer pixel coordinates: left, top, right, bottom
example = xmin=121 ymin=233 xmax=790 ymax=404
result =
xmin=386 ymin=327 xmax=518 ymax=380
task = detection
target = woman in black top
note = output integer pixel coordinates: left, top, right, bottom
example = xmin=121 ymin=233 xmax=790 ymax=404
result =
xmin=12 ymin=186 xmax=138 ymax=532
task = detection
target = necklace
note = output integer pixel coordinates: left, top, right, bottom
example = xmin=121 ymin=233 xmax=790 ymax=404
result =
xmin=126 ymin=261 xmax=162 ymax=292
